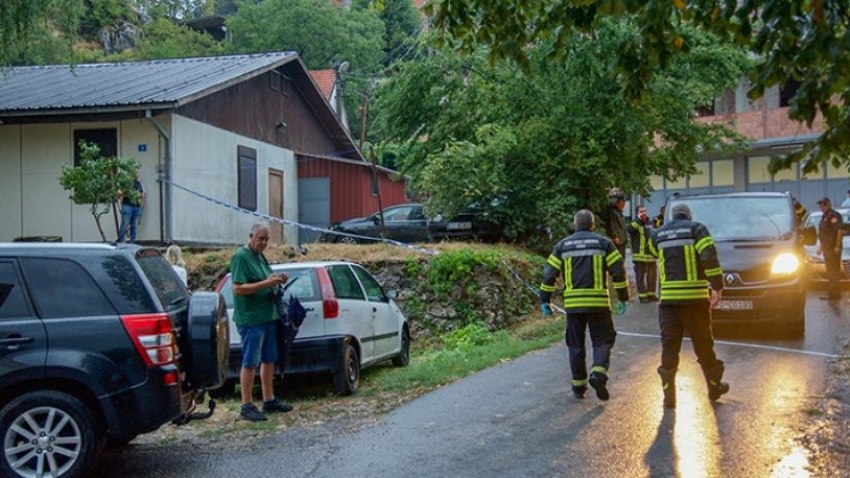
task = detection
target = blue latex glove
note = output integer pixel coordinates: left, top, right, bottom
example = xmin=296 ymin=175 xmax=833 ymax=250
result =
xmin=614 ymin=300 xmax=627 ymax=316
xmin=541 ymin=303 xmax=553 ymax=316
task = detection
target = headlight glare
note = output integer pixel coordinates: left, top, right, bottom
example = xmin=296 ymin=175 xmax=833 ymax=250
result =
xmin=771 ymin=253 xmax=799 ymax=275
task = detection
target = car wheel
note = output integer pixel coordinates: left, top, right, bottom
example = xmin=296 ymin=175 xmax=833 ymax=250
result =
xmin=0 ymin=391 xmax=102 ymax=478
xmin=336 ymin=236 xmax=360 ymax=245
xmin=333 ymin=343 xmax=360 ymax=396
xmin=392 ymin=329 xmax=410 ymax=367
xmin=208 ymin=379 xmax=237 ymax=399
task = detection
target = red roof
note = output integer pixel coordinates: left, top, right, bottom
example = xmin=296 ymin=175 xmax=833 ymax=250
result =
xmin=309 ymin=69 xmax=335 ymax=100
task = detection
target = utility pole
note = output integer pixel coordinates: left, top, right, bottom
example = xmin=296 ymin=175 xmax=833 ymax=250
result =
xmin=358 ymin=91 xmax=369 ymax=151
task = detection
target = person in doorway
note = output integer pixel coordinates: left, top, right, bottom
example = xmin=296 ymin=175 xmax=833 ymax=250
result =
xmin=539 ymin=210 xmax=629 ymax=401
xmin=648 ymin=203 xmax=729 ymax=408
xmin=627 ymin=205 xmax=658 ymax=303
xmin=231 ymin=222 xmax=293 ymax=421
xmin=817 ymin=197 xmax=844 ymax=301
xmin=117 ymin=168 xmax=146 ymax=243
xmin=165 ymin=245 xmax=188 ymax=286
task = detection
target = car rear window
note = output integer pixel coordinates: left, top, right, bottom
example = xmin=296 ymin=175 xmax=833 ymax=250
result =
xmin=135 ymin=252 xmax=189 ymax=311
xmin=218 ymin=266 xmax=320 ymax=309
xmin=279 ymin=267 xmax=321 ymax=303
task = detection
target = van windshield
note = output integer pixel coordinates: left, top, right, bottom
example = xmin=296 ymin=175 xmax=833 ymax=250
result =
xmin=667 ymin=196 xmax=794 ymax=241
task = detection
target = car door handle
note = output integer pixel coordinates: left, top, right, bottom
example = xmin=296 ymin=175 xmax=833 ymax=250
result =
xmin=0 ymin=335 xmax=35 ymax=350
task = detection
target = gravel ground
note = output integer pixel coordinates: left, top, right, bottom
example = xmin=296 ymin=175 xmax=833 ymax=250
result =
xmin=805 ymin=334 xmax=850 ymax=475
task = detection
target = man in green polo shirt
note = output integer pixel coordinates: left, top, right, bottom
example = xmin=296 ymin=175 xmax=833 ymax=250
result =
xmin=231 ymin=222 xmax=292 ymax=421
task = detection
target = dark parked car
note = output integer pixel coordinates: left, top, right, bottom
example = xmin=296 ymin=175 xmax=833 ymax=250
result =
xmin=214 ymin=261 xmax=410 ymax=396
xmin=665 ymin=192 xmax=815 ymax=337
xmin=0 ymin=243 xmax=228 ymax=478
xmin=319 ymin=203 xmax=501 ymax=244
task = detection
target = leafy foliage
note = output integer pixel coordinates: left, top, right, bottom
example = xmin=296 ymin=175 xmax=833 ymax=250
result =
xmin=120 ymin=17 xmax=223 ymax=59
xmin=442 ymin=321 xmax=499 ymax=350
xmin=226 ymin=0 xmax=385 ymax=71
xmin=59 ymin=141 xmax=141 ymax=241
xmin=429 ymin=0 xmax=850 ymax=173
xmin=372 ymin=22 xmax=751 ymax=243
xmin=0 ymin=0 xmax=84 ymax=66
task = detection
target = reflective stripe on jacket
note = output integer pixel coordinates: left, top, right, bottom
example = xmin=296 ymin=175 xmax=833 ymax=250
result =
xmin=539 ymin=230 xmax=629 ymax=312
xmin=627 ymin=219 xmax=656 ymax=263
xmin=648 ymin=217 xmax=724 ymax=303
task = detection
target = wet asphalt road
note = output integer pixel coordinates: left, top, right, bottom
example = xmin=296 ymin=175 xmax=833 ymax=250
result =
xmin=99 ymin=290 xmax=850 ymax=477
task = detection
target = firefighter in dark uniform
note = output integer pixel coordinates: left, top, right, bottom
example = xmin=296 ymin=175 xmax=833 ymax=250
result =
xmin=539 ymin=210 xmax=629 ymax=401
xmin=648 ymin=203 xmax=729 ymax=408
xmin=817 ymin=197 xmax=844 ymax=301
xmin=653 ymin=206 xmax=665 ymax=228
xmin=627 ymin=205 xmax=658 ymax=303
xmin=793 ymin=197 xmax=807 ymax=228
xmin=605 ymin=193 xmax=628 ymax=258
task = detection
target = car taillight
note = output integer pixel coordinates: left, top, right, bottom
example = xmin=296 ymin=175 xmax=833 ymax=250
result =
xmin=316 ymin=268 xmax=339 ymax=319
xmin=120 ymin=313 xmax=177 ymax=366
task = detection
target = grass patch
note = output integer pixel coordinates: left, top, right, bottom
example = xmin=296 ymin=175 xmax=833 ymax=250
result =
xmin=362 ymin=315 xmax=563 ymax=394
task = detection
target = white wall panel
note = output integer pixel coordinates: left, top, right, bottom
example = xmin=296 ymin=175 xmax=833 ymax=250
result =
xmin=0 ymin=126 xmax=23 ymax=240
xmin=21 ymin=124 xmax=72 ymax=240
xmin=171 ymin=115 xmax=298 ymax=245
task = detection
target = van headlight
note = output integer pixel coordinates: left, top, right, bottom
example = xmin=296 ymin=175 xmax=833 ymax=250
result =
xmin=771 ymin=253 xmax=800 ymax=275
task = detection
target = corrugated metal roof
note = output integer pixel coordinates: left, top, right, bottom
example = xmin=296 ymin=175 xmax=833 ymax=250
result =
xmin=0 ymin=52 xmax=297 ymax=114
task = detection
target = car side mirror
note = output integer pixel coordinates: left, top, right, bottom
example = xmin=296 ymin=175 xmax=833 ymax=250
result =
xmin=801 ymin=226 xmax=817 ymax=246
xmin=372 ymin=216 xmax=381 ymax=225
xmin=385 ymin=290 xmax=397 ymax=300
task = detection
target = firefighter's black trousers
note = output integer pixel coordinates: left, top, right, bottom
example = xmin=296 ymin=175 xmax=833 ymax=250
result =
xmin=565 ymin=311 xmax=617 ymax=382
xmin=633 ymin=261 xmax=657 ymax=299
xmin=658 ymin=301 xmax=720 ymax=372
xmin=824 ymin=250 xmax=843 ymax=298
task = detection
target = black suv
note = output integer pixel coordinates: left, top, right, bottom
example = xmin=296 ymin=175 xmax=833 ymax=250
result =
xmin=0 ymin=243 xmax=229 ymax=478
xmin=665 ymin=192 xmax=816 ymax=337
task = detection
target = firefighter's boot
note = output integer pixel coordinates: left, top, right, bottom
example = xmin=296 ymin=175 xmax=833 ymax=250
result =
xmin=657 ymin=367 xmax=676 ymax=408
xmin=703 ymin=361 xmax=730 ymax=401
xmin=588 ymin=372 xmax=609 ymax=401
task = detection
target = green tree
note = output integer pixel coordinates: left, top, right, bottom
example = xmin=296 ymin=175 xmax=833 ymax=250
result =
xmin=226 ymin=0 xmax=384 ymax=71
xmin=372 ymin=22 xmax=751 ymax=245
xmin=59 ymin=141 xmax=141 ymax=241
xmin=353 ymin=0 xmax=422 ymax=65
xmin=0 ymin=0 xmax=84 ymax=66
xmin=429 ymin=0 xmax=850 ymax=174
xmin=120 ymin=17 xmax=223 ymax=59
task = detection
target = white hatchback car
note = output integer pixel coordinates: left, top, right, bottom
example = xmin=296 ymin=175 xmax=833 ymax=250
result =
xmin=214 ymin=261 xmax=410 ymax=395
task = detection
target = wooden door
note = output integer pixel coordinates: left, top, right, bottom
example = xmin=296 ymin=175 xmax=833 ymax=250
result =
xmin=268 ymin=169 xmax=285 ymax=243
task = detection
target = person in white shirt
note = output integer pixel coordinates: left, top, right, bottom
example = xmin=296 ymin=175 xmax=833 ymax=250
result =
xmin=841 ymin=189 xmax=850 ymax=208
xmin=165 ymin=245 xmax=188 ymax=286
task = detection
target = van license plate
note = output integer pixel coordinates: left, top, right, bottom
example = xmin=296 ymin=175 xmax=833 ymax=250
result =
xmin=716 ymin=300 xmax=753 ymax=310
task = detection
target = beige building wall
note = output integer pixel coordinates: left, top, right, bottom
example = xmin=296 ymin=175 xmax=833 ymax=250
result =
xmin=0 ymin=119 xmax=167 ymax=242
xmin=0 ymin=126 xmax=23 ymax=238
xmin=171 ymin=115 xmax=298 ymax=244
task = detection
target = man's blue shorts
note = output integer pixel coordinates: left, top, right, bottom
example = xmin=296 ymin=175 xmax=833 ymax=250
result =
xmin=237 ymin=321 xmax=278 ymax=368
